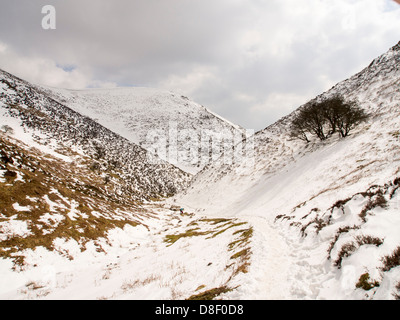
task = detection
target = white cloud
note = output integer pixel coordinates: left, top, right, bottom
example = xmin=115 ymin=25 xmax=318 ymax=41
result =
xmin=0 ymin=42 xmax=116 ymax=89
xmin=159 ymin=0 xmax=400 ymax=129
xmin=251 ymin=92 xmax=314 ymax=122
xmin=159 ymin=66 xmax=221 ymax=97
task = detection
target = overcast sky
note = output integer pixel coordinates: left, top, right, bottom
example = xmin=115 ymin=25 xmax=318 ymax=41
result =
xmin=1 ymin=0 xmax=400 ymax=130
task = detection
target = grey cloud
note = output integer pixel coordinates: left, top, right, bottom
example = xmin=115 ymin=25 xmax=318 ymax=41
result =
xmin=1 ymin=0 xmax=400 ymax=130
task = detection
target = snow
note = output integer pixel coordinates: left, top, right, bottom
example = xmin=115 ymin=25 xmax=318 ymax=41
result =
xmin=12 ymin=203 xmax=31 ymax=212
xmin=0 ymin=217 xmax=32 ymax=241
xmin=225 ymin=216 xmax=292 ymax=300
xmin=43 ymin=86 xmax=245 ymax=174
xmin=39 ymin=213 xmax=65 ymax=232
xmin=1 ymin=43 xmax=400 ymax=300
xmin=0 ymin=171 xmax=5 ymax=183
xmin=169 ymin=42 xmax=400 ymax=300
xmin=171 ymin=128 xmax=400 ymax=299
xmin=0 ymin=109 xmax=77 ymax=163
xmin=0 ymin=207 xmax=253 ymax=300
xmin=66 ymin=200 xmax=80 ymax=221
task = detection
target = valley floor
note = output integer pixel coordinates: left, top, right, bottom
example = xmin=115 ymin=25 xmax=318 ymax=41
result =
xmin=0 ymin=203 xmax=257 ymax=300
xmin=0 ymin=201 xmax=313 ymax=300
xmin=2 ymin=194 xmax=399 ymax=300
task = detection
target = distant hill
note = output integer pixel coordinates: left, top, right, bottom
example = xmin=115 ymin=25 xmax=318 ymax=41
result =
xmin=43 ymin=86 xmax=245 ymax=174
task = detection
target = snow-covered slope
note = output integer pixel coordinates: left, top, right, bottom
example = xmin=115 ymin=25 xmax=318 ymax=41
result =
xmin=43 ymin=86 xmax=245 ymax=174
xmin=0 ymin=69 xmax=191 ymax=201
xmin=172 ymin=41 xmax=400 ymax=299
xmin=175 ymin=41 xmax=400 ymax=217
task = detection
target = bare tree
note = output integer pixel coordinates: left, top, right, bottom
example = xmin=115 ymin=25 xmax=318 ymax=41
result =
xmin=334 ymin=100 xmax=368 ymax=138
xmin=290 ymin=111 xmax=310 ymax=143
xmin=303 ymin=101 xmax=329 ymax=140
xmin=290 ymin=95 xmax=368 ymax=142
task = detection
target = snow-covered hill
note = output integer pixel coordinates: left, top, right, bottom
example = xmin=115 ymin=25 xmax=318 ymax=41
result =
xmin=0 ymin=69 xmax=191 ymax=200
xmin=1 ymin=41 xmax=400 ymax=300
xmin=43 ymin=86 xmax=245 ymax=174
xmin=172 ymin=41 xmax=400 ymax=299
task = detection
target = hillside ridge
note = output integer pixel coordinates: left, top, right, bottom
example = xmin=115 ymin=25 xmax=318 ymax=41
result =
xmin=42 ymin=84 xmax=245 ymax=174
xmin=171 ymin=41 xmax=400 ymax=299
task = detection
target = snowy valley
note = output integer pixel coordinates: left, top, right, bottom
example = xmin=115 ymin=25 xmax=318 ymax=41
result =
xmin=1 ymin=41 xmax=400 ymax=300
xmin=173 ymin=41 xmax=400 ymax=299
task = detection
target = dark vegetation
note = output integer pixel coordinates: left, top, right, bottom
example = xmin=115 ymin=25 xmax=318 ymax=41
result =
xmin=381 ymin=247 xmax=400 ymax=272
xmin=290 ymin=95 xmax=369 ymax=142
xmin=187 ymin=286 xmax=233 ymax=300
xmin=334 ymin=235 xmax=384 ymax=268
xmin=356 ymin=273 xmax=380 ymax=291
xmin=394 ymin=282 xmax=400 ymax=300
xmin=276 ymin=179 xmax=400 ymax=279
